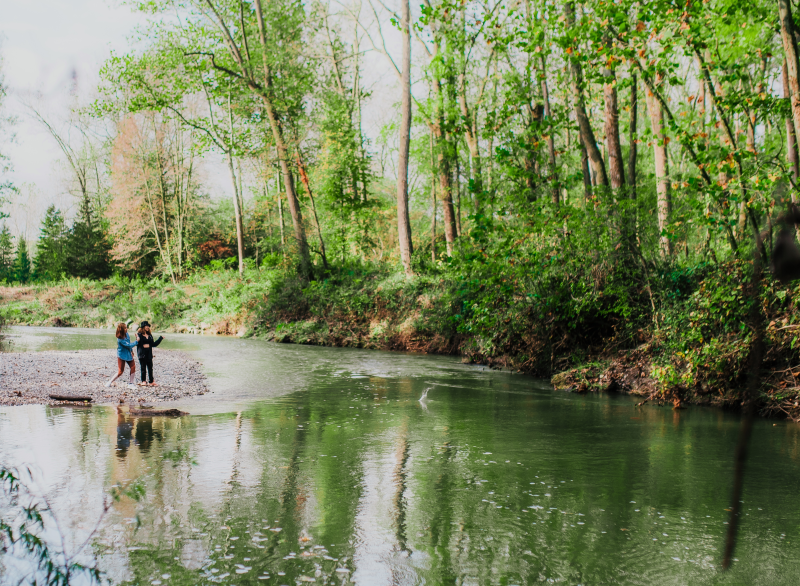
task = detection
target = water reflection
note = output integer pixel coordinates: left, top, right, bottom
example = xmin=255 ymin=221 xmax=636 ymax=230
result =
xmin=1 ymin=328 xmax=800 ymax=584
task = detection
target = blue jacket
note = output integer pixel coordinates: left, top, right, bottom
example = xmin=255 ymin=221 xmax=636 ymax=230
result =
xmin=116 ymin=333 xmax=137 ymax=361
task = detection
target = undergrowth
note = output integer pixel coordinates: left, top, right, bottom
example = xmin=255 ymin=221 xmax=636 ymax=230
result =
xmin=4 ymin=221 xmax=800 ymax=418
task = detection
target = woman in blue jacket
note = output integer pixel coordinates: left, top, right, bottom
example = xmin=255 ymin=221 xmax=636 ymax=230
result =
xmin=105 ymin=322 xmax=138 ymax=389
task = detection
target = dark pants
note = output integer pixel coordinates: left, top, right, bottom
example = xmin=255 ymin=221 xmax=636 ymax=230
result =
xmin=140 ymin=356 xmax=154 ymax=383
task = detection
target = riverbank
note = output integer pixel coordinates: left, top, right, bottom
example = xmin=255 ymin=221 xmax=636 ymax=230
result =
xmin=2 ymin=258 xmax=800 ymax=419
xmin=0 ymin=349 xmax=209 ymax=406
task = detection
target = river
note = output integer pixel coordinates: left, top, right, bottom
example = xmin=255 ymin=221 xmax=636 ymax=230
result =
xmin=1 ymin=326 xmax=799 ymax=585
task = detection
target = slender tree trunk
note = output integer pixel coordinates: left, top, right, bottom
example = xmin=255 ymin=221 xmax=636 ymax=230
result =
xmin=226 ymin=151 xmax=246 ymax=276
xmin=565 ymin=2 xmax=609 ymax=188
xmin=524 ymin=104 xmax=542 ymax=200
xmin=263 ymin=178 xmax=274 ymax=242
xmin=142 ymin=172 xmax=175 ymax=284
xmin=431 ymin=88 xmax=458 ymax=255
xmin=426 ymin=17 xmax=457 ymax=255
xmin=784 ymin=60 xmax=800 ymax=185
xmin=628 ymin=73 xmax=638 ymax=201
xmin=780 ymin=0 xmax=800 ymax=156
xmin=578 ymin=132 xmax=592 ymax=206
xmin=224 ymin=95 xmax=246 ymax=276
xmin=152 ymin=132 xmax=177 ymax=283
xmin=267 ymin=119 xmax=311 ymax=278
xmin=646 ymin=90 xmax=672 ymax=257
xmin=430 ymin=132 xmax=437 ymax=262
xmin=540 ymin=55 xmax=559 ymax=206
xmin=438 ymin=148 xmax=457 ymax=255
xmin=277 ymin=173 xmax=286 ymax=260
xmin=696 ymin=48 xmax=758 ymax=252
xmin=603 ymin=64 xmax=626 ymax=190
xmin=253 ymin=0 xmax=311 ymax=279
xmin=458 ymin=75 xmax=483 ymax=201
xmin=295 ymin=152 xmax=329 ymax=271
xmin=455 ymin=140 xmax=462 ymax=236
xmin=396 ymin=0 xmax=414 ymax=276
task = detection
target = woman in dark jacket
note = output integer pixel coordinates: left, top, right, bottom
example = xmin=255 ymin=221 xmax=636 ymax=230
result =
xmin=136 ymin=321 xmax=164 ymax=386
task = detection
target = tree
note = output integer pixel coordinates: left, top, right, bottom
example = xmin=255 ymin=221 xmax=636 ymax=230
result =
xmin=66 ymin=198 xmax=112 ymax=280
xmin=33 ymin=205 xmax=68 ymax=281
xmin=106 ymin=112 xmax=198 ymax=280
xmin=396 ymin=0 xmax=414 ymax=276
xmin=0 ymin=225 xmax=13 ymax=281
xmin=0 ymin=45 xmax=14 ymax=218
xmin=12 ymin=237 xmax=31 ymax=283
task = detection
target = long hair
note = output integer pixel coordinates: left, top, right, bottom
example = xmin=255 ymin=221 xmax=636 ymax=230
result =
xmin=115 ymin=323 xmax=128 ymax=339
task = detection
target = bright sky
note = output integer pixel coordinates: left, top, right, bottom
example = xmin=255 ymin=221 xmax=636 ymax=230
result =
xmin=0 ymin=0 xmax=400 ymax=239
xmin=1 ymin=0 xmax=150 ymax=236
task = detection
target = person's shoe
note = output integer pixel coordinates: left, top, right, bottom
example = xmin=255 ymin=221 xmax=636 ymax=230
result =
xmin=150 ymin=382 xmax=158 ymax=386
xmin=105 ymin=380 xmax=112 ymax=388
xmin=128 ymin=383 xmax=137 ymax=390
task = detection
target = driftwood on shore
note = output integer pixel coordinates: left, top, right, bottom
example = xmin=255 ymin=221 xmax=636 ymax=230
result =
xmin=49 ymin=394 xmax=92 ymax=402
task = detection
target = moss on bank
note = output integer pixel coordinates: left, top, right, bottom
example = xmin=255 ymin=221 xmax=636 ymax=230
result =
xmin=3 ymin=258 xmax=800 ymax=420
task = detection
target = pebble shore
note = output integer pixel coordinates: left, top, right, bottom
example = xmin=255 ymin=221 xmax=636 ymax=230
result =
xmin=0 ymin=349 xmax=209 ymax=406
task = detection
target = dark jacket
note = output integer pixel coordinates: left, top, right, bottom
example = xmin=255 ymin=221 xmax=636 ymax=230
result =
xmin=136 ymin=332 xmax=163 ymax=360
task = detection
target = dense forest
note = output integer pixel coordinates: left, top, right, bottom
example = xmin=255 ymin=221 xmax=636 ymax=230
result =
xmin=5 ymin=0 xmax=800 ymax=416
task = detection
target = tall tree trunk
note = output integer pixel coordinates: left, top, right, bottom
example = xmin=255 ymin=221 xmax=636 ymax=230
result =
xmin=431 ymin=82 xmax=457 ymax=255
xmin=646 ymin=90 xmax=672 ymax=257
xmin=430 ymin=132 xmax=437 ymax=262
xmin=524 ymin=104 xmax=543 ymax=200
xmin=225 ymin=94 xmax=246 ymax=276
xmin=603 ymin=64 xmax=626 ymax=190
xmin=396 ymin=0 xmax=414 ymax=276
xmin=151 ymin=131 xmax=177 ymax=283
xmin=277 ymin=172 xmax=286 ymax=260
xmin=265 ymin=116 xmax=311 ymax=278
xmin=254 ymin=0 xmax=311 ymax=280
xmin=540 ymin=55 xmax=559 ymax=206
xmin=455 ymin=140 xmax=462 ymax=236
xmin=628 ymin=73 xmax=638 ymax=201
xmin=696 ymin=48 xmax=759 ymax=254
xmin=457 ymin=72 xmax=483 ymax=203
xmin=784 ymin=60 xmax=800 ymax=185
xmin=226 ymin=152 xmax=246 ymax=276
xmin=565 ymin=2 xmax=609 ymax=188
xmin=780 ymin=0 xmax=800 ymax=154
xmin=437 ymin=135 xmax=458 ymax=255
xmin=578 ymin=133 xmax=593 ymax=207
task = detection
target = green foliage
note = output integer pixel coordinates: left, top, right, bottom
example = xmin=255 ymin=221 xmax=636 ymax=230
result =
xmin=34 ymin=205 xmax=68 ymax=281
xmin=12 ymin=237 xmax=30 ymax=283
xmin=66 ymin=200 xmax=112 ymax=280
xmin=0 ymin=467 xmax=103 ymax=585
xmin=0 ymin=224 xmax=13 ymax=282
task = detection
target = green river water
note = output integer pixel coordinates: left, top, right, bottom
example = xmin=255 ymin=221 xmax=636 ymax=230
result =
xmin=1 ymin=326 xmax=800 ymax=585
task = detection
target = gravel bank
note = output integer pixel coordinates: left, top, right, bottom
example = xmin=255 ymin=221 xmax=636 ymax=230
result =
xmin=0 ymin=349 xmax=209 ymax=406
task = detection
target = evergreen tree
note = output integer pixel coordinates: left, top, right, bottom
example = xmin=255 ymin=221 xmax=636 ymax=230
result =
xmin=0 ymin=224 xmax=13 ymax=282
xmin=66 ymin=198 xmax=112 ymax=279
xmin=34 ymin=205 xmax=68 ymax=281
xmin=12 ymin=237 xmax=31 ymax=283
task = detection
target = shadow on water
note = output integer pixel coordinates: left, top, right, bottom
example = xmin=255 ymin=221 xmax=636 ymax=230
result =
xmin=2 ymin=326 xmax=800 ymax=584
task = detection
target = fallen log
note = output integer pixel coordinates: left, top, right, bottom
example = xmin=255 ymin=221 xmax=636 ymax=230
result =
xmin=49 ymin=394 xmax=92 ymax=402
xmin=128 ymin=408 xmax=188 ymax=417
